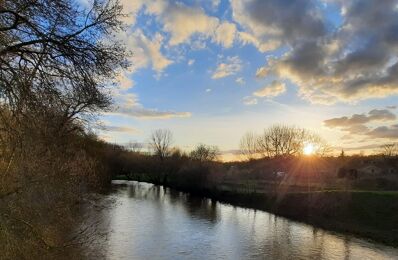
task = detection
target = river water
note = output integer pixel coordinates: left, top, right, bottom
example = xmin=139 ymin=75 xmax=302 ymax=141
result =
xmin=96 ymin=181 xmax=398 ymax=260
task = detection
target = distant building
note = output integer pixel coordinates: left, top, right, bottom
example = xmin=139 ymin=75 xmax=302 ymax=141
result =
xmin=339 ymin=156 xmax=398 ymax=178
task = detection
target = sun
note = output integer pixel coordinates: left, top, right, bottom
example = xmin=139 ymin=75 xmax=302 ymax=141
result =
xmin=303 ymin=143 xmax=315 ymax=155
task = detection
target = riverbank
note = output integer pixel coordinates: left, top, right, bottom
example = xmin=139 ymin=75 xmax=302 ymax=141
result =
xmin=114 ymin=175 xmax=398 ymax=247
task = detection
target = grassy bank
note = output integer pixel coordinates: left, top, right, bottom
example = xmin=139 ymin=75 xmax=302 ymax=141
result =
xmin=114 ymin=174 xmax=398 ymax=247
xmin=204 ymin=189 xmax=398 ymax=247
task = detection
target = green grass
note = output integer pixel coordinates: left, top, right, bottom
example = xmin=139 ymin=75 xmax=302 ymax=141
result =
xmin=124 ymin=173 xmax=398 ymax=246
xmin=112 ymin=175 xmax=129 ymax=180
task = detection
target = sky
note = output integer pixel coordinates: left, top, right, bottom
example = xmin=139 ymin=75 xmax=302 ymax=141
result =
xmin=88 ymin=0 xmax=398 ymax=158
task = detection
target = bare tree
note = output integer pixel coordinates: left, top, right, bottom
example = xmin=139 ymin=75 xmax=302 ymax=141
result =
xmin=150 ymin=129 xmax=173 ymax=161
xmin=126 ymin=140 xmax=143 ymax=153
xmin=0 ymin=0 xmax=129 ymax=258
xmin=380 ymin=143 xmax=397 ymax=157
xmin=257 ymin=125 xmax=307 ymax=157
xmin=0 ymin=0 xmax=128 ymax=132
xmin=190 ymin=144 xmax=220 ymax=162
xmin=308 ymin=133 xmax=333 ymax=157
xmin=239 ymin=131 xmax=259 ymax=160
xmin=246 ymin=125 xmax=329 ymax=158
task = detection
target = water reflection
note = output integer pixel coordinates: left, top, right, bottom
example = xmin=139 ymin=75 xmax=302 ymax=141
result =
xmin=99 ymin=181 xmax=398 ymax=260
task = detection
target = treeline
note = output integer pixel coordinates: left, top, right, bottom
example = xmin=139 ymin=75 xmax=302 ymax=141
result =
xmin=0 ymin=0 xmax=128 ymax=258
xmin=239 ymin=125 xmax=331 ymax=160
xmin=108 ymin=129 xmax=223 ymax=190
xmin=2 ymin=1 xmax=396 ymax=257
xmin=104 ymin=126 xmax=332 ymax=192
xmin=109 ymin=125 xmax=398 ymax=194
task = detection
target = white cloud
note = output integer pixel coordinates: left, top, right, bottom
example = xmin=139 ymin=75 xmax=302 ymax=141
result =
xmin=145 ymin=33 xmax=173 ymax=73
xmin=235 ymin=77 xmax=245 ymax=85
xmin=143 ymin=1 xmax=237 ymax=48
xmin=243 ymin=96 xmax=258 ymax=105
xmin=253 ymin=81 xmax=286 ymax=97
xmin=119 ymin=0 xmax=145 ymax=24
xmin=111 ymin=93 xmax=192 ymax=120
xmin=211 ymin=0 xmax=221 ymax=10
xmin=188 ymin=59 xmax=195 ymax=66
xmin=191 ymin=39 xmax=207 ymax=50
xmin=115 ymin=72 xmax=135 ymax=90
xmin=119 ymin=107 xmax=192 ymax=119
xmin=255 ymin=66 xmax=269 ymax=78
xmin=104 ymin=125 xmax=139 ymax=134
xmin=206 ymin=88 xmax=212 ymax=92
xmin=116 ymin=30 xmax=173 ymax=74
xmin=157 ymin=2 xmax=220 ymax=46
xmin=212 ymin=56 xmax=242 ymax=79
xmin=237 ymin=31 xmax=280 ymax=52
xmin=214 ymin=22 xmax=237 ymax=48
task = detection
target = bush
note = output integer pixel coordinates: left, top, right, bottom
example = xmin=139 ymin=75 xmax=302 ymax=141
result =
xmin=337 ymin=167 xmax=347 ymax=178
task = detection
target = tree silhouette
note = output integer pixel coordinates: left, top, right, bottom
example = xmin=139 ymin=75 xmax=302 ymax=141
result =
xmin=150 ymin=129 xmax=173 ymax=161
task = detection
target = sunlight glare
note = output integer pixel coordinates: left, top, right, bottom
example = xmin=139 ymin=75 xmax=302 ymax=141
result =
xmin=303 ymin=143 xmax=314 ymax=155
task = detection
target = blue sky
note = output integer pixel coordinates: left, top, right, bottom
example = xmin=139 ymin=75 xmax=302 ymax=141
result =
xmin=93 ymin=0 xmax=398 ymax=158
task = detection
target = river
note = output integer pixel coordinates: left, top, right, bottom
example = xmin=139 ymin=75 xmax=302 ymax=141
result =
xmin=95 ymin=180 xmax=398 ymax=260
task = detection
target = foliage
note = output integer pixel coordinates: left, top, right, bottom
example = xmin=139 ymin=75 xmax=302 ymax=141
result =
xmin=0 ymin=0 xmax=127 ymax=258
xmin=0 ymin=0 xmax=127 ymax=123
xmin=189 ymin=144 xmax=220 ymax=162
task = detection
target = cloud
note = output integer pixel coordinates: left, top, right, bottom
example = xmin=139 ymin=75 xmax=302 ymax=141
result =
xmin=145 ymin=1 xmax=236 ymax=48
xmin=346 ymin=124 xmax=371 ymax=133
xmin=212 ymin=56 xmax=242 ymax=79
xmin=117 ymin=30 xmax=172 ymax=74
xmin=237 ymin=31 xmax=280 ymax=52
xmin=231 ymin=0 xmax=326 ymax=51
xmin=143 ymin=33 xmax=173 ymax=73
xmin=367 ymin=125 xmax=398 ymax=139
xmin=324 ymin=109 xmax=396 ymax=128
xmin=115 ymin=72 xmax=135 ymax=90
xmin=115 ymin=0 xmax=240 ymax=86
xmin=324 ymin=109 xmax=398 ymax=140
xmin=119 ymin=0 xmax=145 ymax=24
xmin=118 ymin=107 xmax=192 ymax=119
xmin=83 ymin=0 xmax=145 ymax=25
xmin=236 ymin=77 xmax=245 ymax=85
xmin=134 ymin=31 xmax=173 ymax=73
xmin=253 ymin=81 xmax=286 ymax=98
xmin=335 ymin=143 xmax=384 ymax=152
xmin=206 ymin=88 xmax=212 ymax=92
xmin=142 ymin=1 xmax=239 ymax=48
xmin=211 ymin=0 xmax=221 ymax=10
xmin=243 ymin=96 xmax=258 ymax=105
xmin=103 ymin=125 xmax=139 ymax=134
xmin=159 ymin=2 xmax=219 ymax=46
xmin=231 ymin=0 xmax=398 ymax=103
xmin=255 ymin=66 xmax=269 ymax=78
xmin=214 ymin=22 xmax=237 ymax=48
xmin=111 ymin=93 xmax=192 ymax=119
xmin=188 ymin=59 xmax=195 ymax=66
